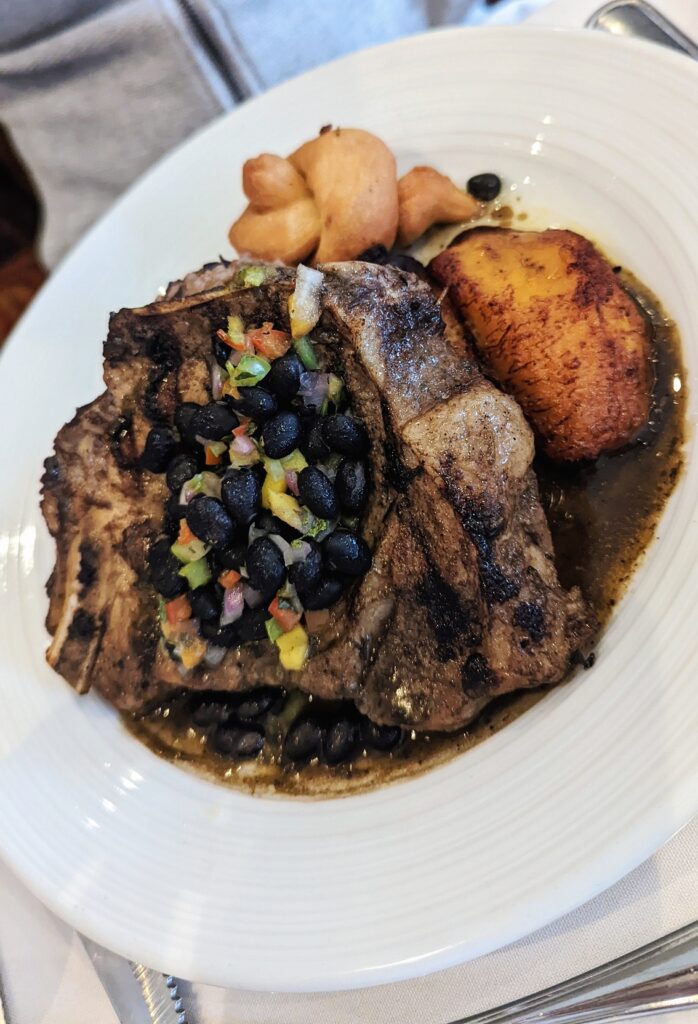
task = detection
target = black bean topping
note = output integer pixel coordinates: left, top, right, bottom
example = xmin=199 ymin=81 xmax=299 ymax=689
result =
xmin=302 ymin=575 xmax=345 ymax=610
xmin=166 ymin=453 xmax=199 ymax=493
xmin=141 ymin=426 xmax=179 ymax=472
xmin=199 ymin=620 xmax=239 ymax=647
xmin=163 ymin=494 xmax=189 ymax=538
xmin=265 ymin=352 xmax=303 ymax=397
xmin=300 ymin=417 xmax=331 ymax=462
xmin=228 ymin=387 xmax=278 ymax=422
xmin=175 ymin=402 xmax=202 ymax=448
xmin=213 ymin=537 xmax=248 ymax=571
xmin=322 ymin=530 xmax=372 ymax=576
xmin=323 ymin=715 xmax=361 ymax=765
xmin=191 ymin=696 xmax=233 ymax=728
xmin=212 ymin=724 xmax=264 ymax=758
xmin=221 ymin=469 xmax=262 ymax=525
xmin=235 ymin=687 xmax=280 ymax=721
xmin=148 ymin=538 xmax=187 ymax=598
xmin=283 ymin=714 xmax=325 ymax=763
xmin=254 ymin=510 xmax=301 ymax=542
xmin=322 ymin=414 xmax=369 ymax=457
xmin=185 ymin=495 xmax=236 ymax=549
xmin=262 ymin=411 xmax=302 ymax=459
xmin=364 ymin=720 xmax=403 ymax=752
xmin=297 ymin=466 xmax=339 ymax=519
xmin=212 ymin=333 xmax=231 ymax=368
xmin=467 ymin=172 xmax=501 ymax=202
xmin=236 ymin=606 xmax=270 ymax=642
xmin=189 ymin=583 xmax=221 ymax=622
xmin=246 ymin=537 xmax=286 ymax=600
xmin=288 ymin=540 xmax=322 ymax=595
xmin=335 ymin=460 xmax=368 ymax=515
xmin=190 ymin=402 xmax=238 ymax=442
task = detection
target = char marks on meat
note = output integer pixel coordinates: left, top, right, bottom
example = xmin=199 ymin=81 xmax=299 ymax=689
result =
xmin=42 ymin=261 xmax=597 ymax=730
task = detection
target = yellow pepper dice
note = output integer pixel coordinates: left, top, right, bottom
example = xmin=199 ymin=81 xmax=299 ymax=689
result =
xmin=267 ymin=490 xmax=305 ymax=531
xmin=262 ymin=469 xmax=287 ymax=508
xmin=180 ymin=636 xmax=207 ymax=669
xmin=276 ymin=625 xmax=309 ymax=671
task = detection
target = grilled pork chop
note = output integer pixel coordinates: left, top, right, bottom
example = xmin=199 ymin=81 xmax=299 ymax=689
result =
xmin=42 ymin=260 xmax=596 ymax=730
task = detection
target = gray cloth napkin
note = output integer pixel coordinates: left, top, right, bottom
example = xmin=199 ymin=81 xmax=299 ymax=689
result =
xmin=0 ymin=0 xmax=485 ymax=267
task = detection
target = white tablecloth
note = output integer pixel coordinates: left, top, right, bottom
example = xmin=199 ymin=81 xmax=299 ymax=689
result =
xmin=2 ymin=0 xmax=697 ymax=1021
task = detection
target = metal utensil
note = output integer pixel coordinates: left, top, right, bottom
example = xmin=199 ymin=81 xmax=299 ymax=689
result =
xmin=586 ymin=0 xmax=698 ymax=59
xmin=80 ymin=936 xmax=187 ymax=1024
xmin=452 ymin=918 xmax=698 ymax=1024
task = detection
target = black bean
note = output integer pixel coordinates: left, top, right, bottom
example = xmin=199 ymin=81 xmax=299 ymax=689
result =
xmin=364 ymin=721 xmax=403 ymax=752
xmin=213 ymin=537 xmax=248 ymax=570
xmin=335 ymin=460 xmax=368 ymax=515
xmin=300 ymin=416 xmax=331 ymax=462
xmin=262 ymin=411 xmax=302 ymax=459
xmin=189 ymin=583 xmax=221 ymax=622
xmin=147 ymin=537 xmax=176 ymax=574
xmin=199 ymin=619 xmax=239 ymax=646
xmin=324 ymin=715 xmax=362 ymax=765
xmin=297 ymin=466 xmax=339 ymax=519
xmin=221 ymin=469 xmax=262 ymax=525
xmin=228 ymin=387 xmax=278 ymax=422
xmin=322 ymin=530 xmax=372 ymax=576
xmin=235 ymin=687 xmax=280 ymax=721
xmin=175 ymin=402 xmax=201 ymax=449
xmin=288 ymin=540 xmax=322 ymax=595
xmin=236 ymin=606 xmax=269 ymax=642
xmin=185 ymin=495 xmax=236 ymax=548
xmin=212 ymin=724 xmax=264 ymax=758
xmin=166 ymin=453 xmax=199 ymax=493
xmin=246 ymin=537 xmax=286 ymax=600
xmin=302 ymin=575 xmax=345 ymax=610
xmin=467 ymin=172 xmax=501 ymax=202
xmin=283 ymin=714 xmax=325 ymax=763
xmin=163 ymin=494 xmax=189 ymax=538
xmin=141 ymin=426 xmax=179 ymax=472
xmin=148 ymin=538 xmax=187 ymax=598
xmin=190 ymin=402 xmax=238 ymax=441
xmin=265 ymin=352 xmax=303 ymax=398
xmin=212 ymin=333 xmax=231 ymax=368
xmin=322 ymin=414 xmax=369 ymax=457
xmin=254 ymin=510 xmax=300 ymax=542
xmin=190 ymin=696 xmax=233 ymax=728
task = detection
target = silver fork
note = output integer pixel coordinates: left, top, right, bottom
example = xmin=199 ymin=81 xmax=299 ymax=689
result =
xmin=451 ymin=918 xmax=698 ymax=1024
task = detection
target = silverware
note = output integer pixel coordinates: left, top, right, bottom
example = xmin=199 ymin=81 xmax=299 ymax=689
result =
xmin=80 ymin=936 xmax=188 ymax=1024
xmin=451 ymin=918 xmax=698 ymax=1024
xmin=586 ymin=0 xmax=698 ymax=60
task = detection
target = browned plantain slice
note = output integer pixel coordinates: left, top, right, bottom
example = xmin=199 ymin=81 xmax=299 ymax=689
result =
xmin=430 ymin=227 xmax=651 ymax=461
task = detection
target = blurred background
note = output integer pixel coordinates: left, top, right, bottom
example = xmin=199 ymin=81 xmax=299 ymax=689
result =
xmin=0 ymin=0 xmax=536 ymax=344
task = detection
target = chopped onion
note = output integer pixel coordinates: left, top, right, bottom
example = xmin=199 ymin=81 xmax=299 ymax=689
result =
xmin=204 ymin=644 xmax=227 ymax=667
xmin=248 ymin=522 xmax=268 ymax=544
xmin=179 ymin=471 xmax=222 ymax=505
xmin=298 ymin=371 xmax=330 ymax=409
xmin=220 ymin=582 xmax=245 ymax=625
xmin=227 ymin=349 xmax=243 ymax=367
xmin=290 ymin=540 xmax=311 ymax=563
xmin=230 ymin=433 xmax=255 ymax=455
xmin=313 ymin=518 xmax=337 ymax=542
xmin=288 ymin=264 xmax=324 ymax=339
xmin=243 ymin=584 xmax=264 ymax=608
xmin=210 ymin=361 xmax=225 ymax=400
xmin=269 ymin=533 xmax=295 ymax=566
xmin=285 ymin=470 xmax=299 ymax=496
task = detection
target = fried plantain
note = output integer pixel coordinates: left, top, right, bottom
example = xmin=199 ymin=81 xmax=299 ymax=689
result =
xmin=430 ymin=227 xmax=651 ymax=461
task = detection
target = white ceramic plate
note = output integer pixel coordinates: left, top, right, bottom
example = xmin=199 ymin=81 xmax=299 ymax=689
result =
xmin=1 ymin=26 xmax=698 ymax=993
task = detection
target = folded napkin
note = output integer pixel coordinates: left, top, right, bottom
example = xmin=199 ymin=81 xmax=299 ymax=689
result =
xmin=1 ymin=1 xmax=697 ymax=1022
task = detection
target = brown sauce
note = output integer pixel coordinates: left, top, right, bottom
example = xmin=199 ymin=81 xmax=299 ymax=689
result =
xmin=127 ymin=273 xmax=686 ymax=798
